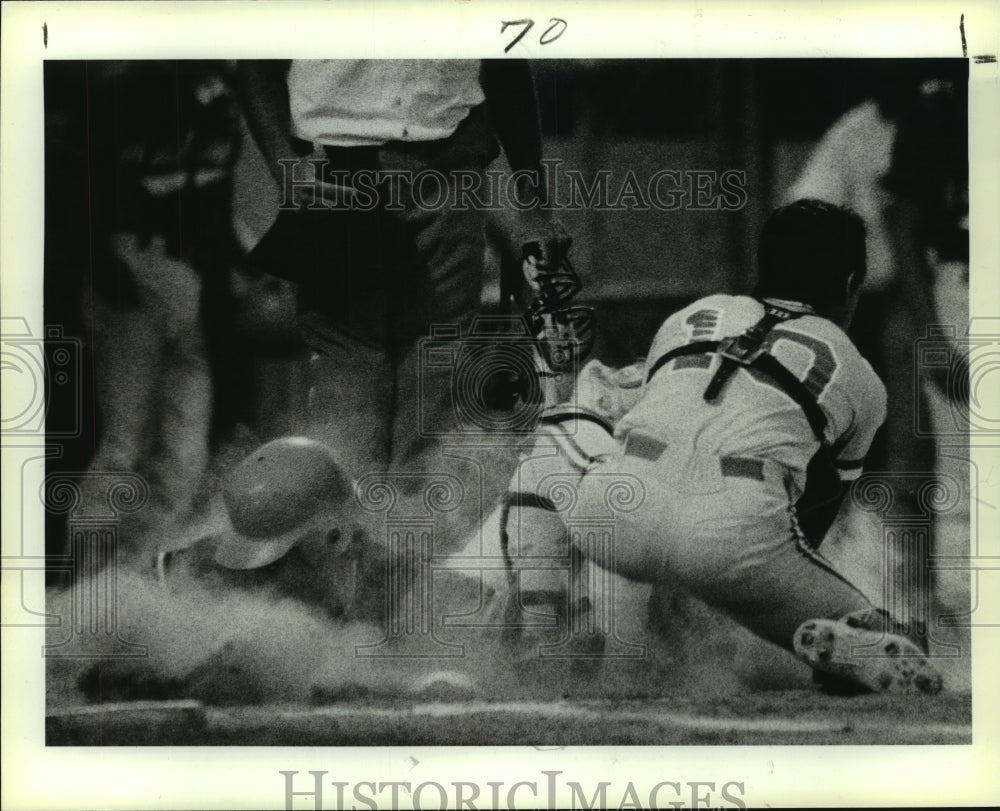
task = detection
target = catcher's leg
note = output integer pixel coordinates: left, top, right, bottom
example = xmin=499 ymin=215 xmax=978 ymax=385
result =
xmin=692 ymin=510 xmax=944 ymax=695
xmin=500 ymin=409 xmax=618 ymax=675
xmin=712 ymin=513 xmax=945 ymax=695
xmin=568 ymin=448 xmax=943 ymax=696
xmin=722 ymin=495 xmax=944 ymax=696
xmin=701 ymin=538 xmax=939 ymax=694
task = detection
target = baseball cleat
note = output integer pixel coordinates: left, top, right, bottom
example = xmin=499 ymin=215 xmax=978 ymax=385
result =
xmin=793 ymin=618 xmax=943 ymax=695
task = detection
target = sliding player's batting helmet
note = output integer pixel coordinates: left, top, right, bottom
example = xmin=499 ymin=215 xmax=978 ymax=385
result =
xmin=214 ymin=437 xmax=352 ymax=570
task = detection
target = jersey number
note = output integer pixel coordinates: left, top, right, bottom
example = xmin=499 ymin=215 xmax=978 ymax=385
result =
xmin=673 ymin=310 xmax=838 ymax=399
xmin=750 ymin=328 xmax=838 ymax=399
xmin=674 ymin=309 xmax=718 ymax=370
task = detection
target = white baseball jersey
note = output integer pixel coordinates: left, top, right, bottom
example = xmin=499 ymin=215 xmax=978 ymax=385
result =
xmin=616 ymin=294 xmax=887 ymax=493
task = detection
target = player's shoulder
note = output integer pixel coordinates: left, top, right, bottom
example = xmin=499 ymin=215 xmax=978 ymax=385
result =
xmin=788 ymin=316 xmax=886 ymax=404
xmin=689 ymin=292 xmax=745 ymax=310
xmin=785 ymin=314 xmax=862 ymax=362
xmin=794 ymin=314 xmax=866 ymax=356
xmin=657 ymin=293 xmax=757 ymax=339
xmin=786 ymin=101 xmax=895 ymax=201
xmin=670 ymin=293 xmax=751 ymax=321
xmin=651 ymin=294 xmax=755 ymax=358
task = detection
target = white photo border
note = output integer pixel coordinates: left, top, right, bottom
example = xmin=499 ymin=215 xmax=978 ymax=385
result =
xmin=2 ymin=1 xmax=998 ymax=808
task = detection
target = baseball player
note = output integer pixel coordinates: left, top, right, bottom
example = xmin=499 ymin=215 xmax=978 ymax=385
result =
xmin=157 ymin=435 xmax=490 ymax=645
xmin=502 ymin=199 xmax=943 ymax=695
xmin=88 ymin=435 xmax=484 ymax=704
xmin=235 ymin=59 xmax=569 ymax=509
xmin=155 ymin=436 xmax=377 ymax=621
xmin=786 ymin=80 xmax=969 ymax=625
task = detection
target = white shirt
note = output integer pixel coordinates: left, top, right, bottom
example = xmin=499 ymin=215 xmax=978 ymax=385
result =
xmin=288 ymin=60 xmax=484 ymax=147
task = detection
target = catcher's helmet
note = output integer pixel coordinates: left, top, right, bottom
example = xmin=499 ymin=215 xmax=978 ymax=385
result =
xmin=213 ymin=436 xmax=352 ymax=570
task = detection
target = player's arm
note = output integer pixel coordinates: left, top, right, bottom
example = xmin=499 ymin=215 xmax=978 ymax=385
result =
xmin=795 ymin=449 xmax=852 ymax=544
xmin=235 ymin=60 xmax=348 ymax=208
xmin=833 ymin=377 xmax=888 ymax=482
xmin=797 ymin=415 xmax=878 ymax=544
xmin=234 ymin=60 xmax=297 ymax=182
xmin=479 ymin=60 xmax=545 ymax=199
xmin=799 ymin=373 xmax=888 ymax=544
xmin=480 ymin=60 xmax=569 ymax=271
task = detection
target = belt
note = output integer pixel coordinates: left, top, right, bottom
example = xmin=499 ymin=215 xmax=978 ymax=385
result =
xmin=290 ymin=102 xmax=496 ymax=175
xmin=622 ymin=433 xmax=765 ymax=482
xmin=719 ymin=456 xmax=765 ymax=481
xmin=291 ymin=138 xmax=380 ymax=174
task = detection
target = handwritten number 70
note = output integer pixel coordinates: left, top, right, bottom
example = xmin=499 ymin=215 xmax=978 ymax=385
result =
xmin=501 ymin=18 xmax=567 ymax=53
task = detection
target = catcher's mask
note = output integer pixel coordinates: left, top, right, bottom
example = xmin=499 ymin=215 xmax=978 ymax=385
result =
xmin=214 ymin=437 xmax=352 ymax=570
xmin=519 ymin=243 xmax=597 ymax=368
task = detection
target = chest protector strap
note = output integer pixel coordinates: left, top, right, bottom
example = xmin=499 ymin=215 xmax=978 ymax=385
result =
xmin=645 ymin=302 xmax=829 ymax=444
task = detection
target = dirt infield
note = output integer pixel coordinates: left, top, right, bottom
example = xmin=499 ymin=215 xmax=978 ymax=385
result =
xmin=46 ymin=691 xmax=971 ymax=746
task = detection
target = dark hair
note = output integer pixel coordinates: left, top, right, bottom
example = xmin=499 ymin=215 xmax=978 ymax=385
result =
xmin=755 ymin=199 xmax=867 ymax=316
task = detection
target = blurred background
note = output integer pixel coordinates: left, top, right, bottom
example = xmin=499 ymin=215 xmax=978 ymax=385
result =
xmin=43 ymin=59 xmax=970 ymax=594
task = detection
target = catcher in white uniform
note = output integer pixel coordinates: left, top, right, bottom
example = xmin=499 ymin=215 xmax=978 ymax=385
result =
xmin=503 ymin=199 xmax=942 ymax=695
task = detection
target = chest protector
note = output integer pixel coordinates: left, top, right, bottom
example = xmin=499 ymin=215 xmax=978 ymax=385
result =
xmin=645 ymin=300 xmax=829 ymax=445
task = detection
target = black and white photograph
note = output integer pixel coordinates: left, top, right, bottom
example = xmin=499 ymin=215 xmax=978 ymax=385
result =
xmin=2 ymin=2 xmax=998 ymax=809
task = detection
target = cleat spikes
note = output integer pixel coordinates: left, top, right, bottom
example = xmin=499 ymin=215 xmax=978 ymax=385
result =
xmin=793 ymin=617 xmax=943 ymax=696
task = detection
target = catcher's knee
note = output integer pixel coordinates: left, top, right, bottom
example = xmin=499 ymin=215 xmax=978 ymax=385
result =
xmin=512 ymin=407 xmax=616 ymax=484
xmin=502 ymin=408 xmax=616 ymax=568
